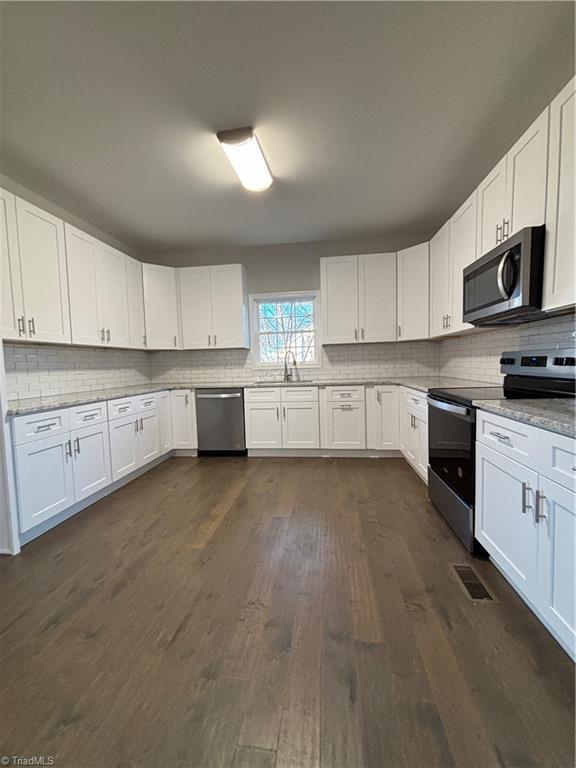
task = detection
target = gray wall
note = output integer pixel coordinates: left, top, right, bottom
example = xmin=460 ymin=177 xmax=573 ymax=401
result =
xmin=145 ymin=235 xmax=408 ymax=294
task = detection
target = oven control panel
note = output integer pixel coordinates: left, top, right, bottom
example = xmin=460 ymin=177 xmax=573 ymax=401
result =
xmin=500 ymin=348 xmax=576 ymax=378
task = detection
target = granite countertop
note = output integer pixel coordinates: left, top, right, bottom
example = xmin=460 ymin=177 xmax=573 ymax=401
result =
xmin=6 ymin=375 xmax=494 ymax=417
xmin=474 ymin=398 xmax=575 ymax=438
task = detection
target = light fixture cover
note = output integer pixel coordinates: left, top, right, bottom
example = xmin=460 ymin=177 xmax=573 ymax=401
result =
xmin=216 ymin=127 xmax=273 ymax=192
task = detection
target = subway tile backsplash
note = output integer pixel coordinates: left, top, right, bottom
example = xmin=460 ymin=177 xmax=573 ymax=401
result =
xmin=3 ymin=313 xmax=574 ymax=400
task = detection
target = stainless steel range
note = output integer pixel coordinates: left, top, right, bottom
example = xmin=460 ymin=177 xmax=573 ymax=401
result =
xmin=427 ymin=349 xmax=575 ymax=553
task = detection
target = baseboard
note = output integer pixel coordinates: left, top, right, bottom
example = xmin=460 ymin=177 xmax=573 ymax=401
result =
xmin=490 ymin=559 xmax=575 ymax=661
xmin=171 ymin=449 xmax=198 ymax=457
xmin=19 ymin=453 xmax=172 ymax=547
xmin=247 ymin=448 xmax=403 ymax=458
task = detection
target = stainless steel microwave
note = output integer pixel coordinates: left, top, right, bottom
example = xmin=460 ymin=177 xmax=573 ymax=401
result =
xmin=462 ymin=225 xmax=545 ymax=325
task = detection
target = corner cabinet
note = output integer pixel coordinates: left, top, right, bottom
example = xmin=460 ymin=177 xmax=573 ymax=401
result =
xmin=429 ymin=220 xmax=451 ymax=338
xmin=397 ymin=242 xmax=429 ymax=341
xmin=321 ymin=253 xmax=397 ymax=345
xmin=476 ymin=411 xmax=575 ymax=659
xmin=543 ymin=77 xmax=575 ymax=312
xmin=142 ymin=264 xmax=181 ymax=350
xmin=178 ymin=264 xmax=249 ymax=350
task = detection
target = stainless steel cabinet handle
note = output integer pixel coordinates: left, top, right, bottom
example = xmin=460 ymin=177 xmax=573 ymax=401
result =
xmin=106 ymin=328 xmax=111 ymax=343
xmin=17 ymin=316 xmax=25 ymax=336
xmin=447 ymin=315 xmax=451 ymax=329
xmin=398 ymin=325 xmax=402 ymax=338
xmin=376 ymin=390 xmax=381 ymax=404
xmin=535 ymin=490 xmax=546 ymax=522
xmin=173 ymin=335 xmax=177 ymax=347
xmin=185 ymin=393 xmax=189 ymax=406
xmin=361 ymin=328 xmax=365 ymax=340
xmin=521 ymin=482 xmax=532 ymax=514
xmin=143 ymin=334 xmax=146 ymax=346
xmin=442 ymin=315 xmax=446 ymax=330
xmin=36 ymin=422 xmax=56 ymax=432
xmin=140 ymin=417 xmax=144 ymax=431
xmin=214 ymin=335 xmax=217 ymax=346
xmin=489 ymin=430 xmax=511 ymax=442
xmin=74 ymin=436 xmax=80 ymax=454
xmin=208 ymin=335 xmax=211 ymax=347
xmin=340 ymin=392 xmax=352 ymax=398
xmin=496 ymin=223 xmax=502 ymax=244
xmin=100 ymin=328 xmax=105 ymax=343
xmin=276 ymin=407 xmax=279 ymax=420
xmin=354 ymin=328 xmax=358 ymax=341
xmin=340 ymin=404 xmax=353 ymax=409
xmin=83 ymin=414 xmax=97 ymax=421
xmin=283 ymin=406 xmax=286 ymax=420
xmin=28 ymin=318 xmax=36 ymax=336
xmin=503 ymin=219 xmax=510 ymax=239
xmin=65 ymin=439 xmax=72 ymax=459
xmin=119 ymin=405 xmax=129 ymax=412
xmin=135 ymin=419 xmax=139 ymax=433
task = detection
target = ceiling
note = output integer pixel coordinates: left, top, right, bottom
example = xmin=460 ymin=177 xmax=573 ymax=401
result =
xmin=0 ymin=2 xmax=574 ymax=255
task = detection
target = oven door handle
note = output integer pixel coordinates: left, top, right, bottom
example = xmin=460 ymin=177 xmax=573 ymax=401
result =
xmin=427 ymin=397 xmax=472 ymax=419
xmin=497 ymin=250 xmax=513 ymax=300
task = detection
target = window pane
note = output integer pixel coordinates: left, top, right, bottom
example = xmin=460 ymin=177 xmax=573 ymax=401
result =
xmin=257 ymin=297 xmax=316 ymax=364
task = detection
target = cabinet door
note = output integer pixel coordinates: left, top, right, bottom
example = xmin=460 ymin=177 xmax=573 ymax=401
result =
xmin=320 ymin=256 xmax=359 ymax=344
xmin=142 ymin=264 xmax=180 ymax=350
xmin=171 ymin=390 xmax=197 ymax=449
xmin=475 ymin=443 xmax=539 ymax=602
xmin=505 ymin=107 xmax=549 ymax=235
xmin=449 ymin=191 xmax=477 ymax=334
xmin=210 ymin=264 xmax=249 ymax=349
xmin=397 ymin=242 xmax=429 ymax=341
xmin=138 ymin=411 xmax=160 ymax=465
xmin=357 ymin=253 xmax=397 ymax=342
xmin=324 ymin=402 xmax=366 ymax=450
xmin=159 ymin=391 xmax=173 ymax=453
xmin=245 ymin=403 xmax=282 ymax=449
xmin=367 ymin=386 xmax=399 ymax=450
xmin=109 ymin=413 xmax=140 ymax=480
xmin=416 ymin=415 xmax=429 ymax=481
xmin=0 ymin=187 xmax=25 ymax=340
xmin=429 ymin=222 xmax=451 ymax=338
xmin=65 ymin=225 xmax=102 ymax=346
xmin=543 ymin=77 xmax=575 ymax=312
xmin=537 ymin=476 xmax=575 ymax=656
xmin=282 ymin=402 xmax=319 ymax=449
xmin=15 ymin=434 xmax=75 ymax=532
xmin=126 ymin=256 xmax=146 ymax=349
xmin=403 ymin=410 xmax=419 ymax=466
xmin=15 ymin=197 xmax=70 ymax=343
xmin=72 ymin=423 xmax=111 ymax=502
xmin=96 ymin=244 xmax=129 ymax=348
xmin=476 ymin=156 xmax=507 ymax=257
xmin=179 ymin=266 xmax=213 ymax=349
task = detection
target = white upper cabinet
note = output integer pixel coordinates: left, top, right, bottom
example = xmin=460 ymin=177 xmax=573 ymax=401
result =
xmin=429 ymin=221 xmax=451 ymax=338
xmin=66 ymin=225 xmax=131 ymax=348
xmin=65 ymin=225 xmax=101 ymax=346
xmin=15 ymin=197 xmax=70 ymax=343
xmin=142 ymin=263 xmax=181 ymax=350
xmin=449 ymin=190 xmax=477 ymax=334
xmin=505 ymin=108 xmax=549 ymax=235
xmin=178 ymin=264 xmax=249 ymax=350
xmin=358 ymin=253 xmax=397 ymax=342
xmin=0 ymin=187 xmax=25 ymax=340
xmin=321 ymin=255 xmax=359 ymax=344
xmin=543 ymin=77 xmax=575 ymax=312
xmin=397 ymin=242 xmax=429 ymax=341
xmin=179 ymin=266 xmax=213 ymax=349
xmin=210 ymin=264 xmax=249 ymax=349
xmin=96 ymin=244 xmax=129 ymax=348
xmin=476 ymin=156 xmax=507 ymax=257
xmin=126 ymin=255 xmax=146 ymax=349
xmin=322 ymin=253 xmax=396 ymax=345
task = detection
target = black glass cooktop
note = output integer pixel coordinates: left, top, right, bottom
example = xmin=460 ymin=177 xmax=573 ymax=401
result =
xmin=428 ymin=386 xmax=505 ymax=406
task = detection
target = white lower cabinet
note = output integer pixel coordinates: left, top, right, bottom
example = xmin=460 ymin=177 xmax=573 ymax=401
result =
xmin=171 ymin=390 xmax=197 ymax=449
xmin=282 ymin=402 xmax=320 ymax=449
xmin=245 ymin=387 xmax=319 ymax=450
xmin=109 ymin=413 xmax=140 ymax=480
xmin=138 ymin=411 xmax=160 ymax=464
xmin=159 ymin=391 xmax=173 ymax=453
xmin=323 ymin=402 xmax=366 ymax=450
xmin=399 ymin=388 xmax=428 ymax=483
xmin=476 ymin=414 xmax=576 ymax=658
xmin=15 ymin=434 xmax=75 ymax=532
xmin=71 ymin=422 xmax=112 ymax=502
xmin=366 ymin=386 xmax=399 ymax=450
xmin=245 ymin=403 xmax=283 ymax=449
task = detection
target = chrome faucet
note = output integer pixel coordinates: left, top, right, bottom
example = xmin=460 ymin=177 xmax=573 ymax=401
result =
xmin=283 ymin=350 xmax=297 ymax=382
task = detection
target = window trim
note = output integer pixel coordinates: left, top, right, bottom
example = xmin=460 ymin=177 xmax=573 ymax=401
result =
xmin=249 ymin=290 xmax=322 ymax=368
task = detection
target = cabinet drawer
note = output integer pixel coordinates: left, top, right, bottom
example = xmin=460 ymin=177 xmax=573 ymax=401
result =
xmin=69 ymin=401 xmax=107 ymax=430
xmin=136 ymin=393 xmax=159 ymax=411
xmin=403 ymin=388 xmax=427 ymax=414
xmin=536 ymin=430 xmax=576 ymax=491
xmin=325 ymin=385 xmax=365 ymax=402
xmin=12 ymin=408 xmax=70 ymax=446
xmin=281 ymin=386 xmax=318 ymax=402
xmin=108 ymin=397 xmax=137 ymax=421
xmin=477 ymin=410 xmax=537 ymax=468
xmin=245 ymin=387 xmax=281 ymax=403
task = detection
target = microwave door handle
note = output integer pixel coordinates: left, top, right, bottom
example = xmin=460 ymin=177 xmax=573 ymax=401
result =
xmin=497 ymin=250 xmax=512 ymax=300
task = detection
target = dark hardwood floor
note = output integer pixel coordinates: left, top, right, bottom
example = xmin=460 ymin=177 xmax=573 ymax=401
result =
xmin=1 ymin=457 xmax=574 ymax=768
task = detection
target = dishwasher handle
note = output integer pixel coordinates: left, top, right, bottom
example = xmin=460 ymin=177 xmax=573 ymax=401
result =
xmin=196 ymin=392 xmax=242 ymax=399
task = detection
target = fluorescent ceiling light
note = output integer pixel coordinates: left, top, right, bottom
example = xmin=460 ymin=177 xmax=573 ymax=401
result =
xmin=216 ymin=127 xmax=273 ymax=192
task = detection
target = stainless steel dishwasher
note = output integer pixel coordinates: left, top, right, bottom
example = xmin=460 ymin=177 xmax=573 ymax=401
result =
xmin=195 ymin=388 xmax=246 ymax=455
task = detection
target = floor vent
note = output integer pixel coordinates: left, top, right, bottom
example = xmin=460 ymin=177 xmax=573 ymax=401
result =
xmin=452 ymin=565 xmax=494 ymax=602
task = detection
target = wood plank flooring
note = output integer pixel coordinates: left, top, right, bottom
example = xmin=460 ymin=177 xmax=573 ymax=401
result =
xmin=1 ymin=457 xmax=574 ymax=768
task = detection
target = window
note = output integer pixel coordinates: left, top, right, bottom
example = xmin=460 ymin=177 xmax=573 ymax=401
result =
xmin=251 ymin=292 xmax=319 ymax=366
